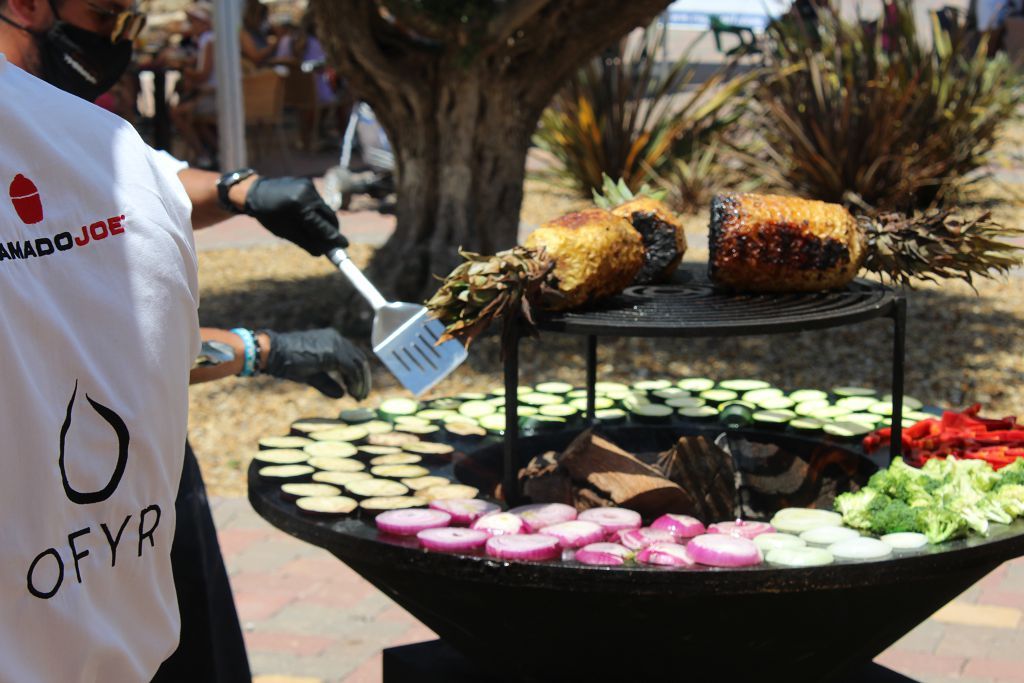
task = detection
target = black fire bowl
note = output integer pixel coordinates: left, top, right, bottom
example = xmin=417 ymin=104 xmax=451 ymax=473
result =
xmin=248 ymin=425 xmax=1024 ymax=683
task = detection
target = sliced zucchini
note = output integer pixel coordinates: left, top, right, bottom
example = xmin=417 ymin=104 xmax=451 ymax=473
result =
xmin=678 ymin=406 xmax=719 ymax=420
xmin=534 ymin=381 xmax=574 ymax=395
xmin=789 ymin=417 xmax=824 ymax=432
xmin=444 ymin=422 xmax=486 ymax=438
xmin=427 ymin=397 xmax=464 ymax=411
xmin=458 ymin=401 xmax=497 ymax=419
xmin=699 ymin=389 xmax=739 ymax=404
xmin=488 ymin=385 xmax=533 ymax=397
xmin=295 ymin=495 xmax=358 ymax=515
xmin=677 ymin=377 xmax=716 ymax=392
xmin=394 ymin=424 xmax=441 ymax=437
xmin=822 ymin=421 xmax=874 ymax=439
xmin=881 ymin=394 xmax=924 ymax=411
xmin=595 ymin=408 xmax=627 ymax=423
xmin=906 ymin=411 xmax=937 ymax=423
xmin=367 ymin=432 xmax=421 ymax=448
xmin=630 ymin=403 xmax=674 ymax=423
xmin=651 ymin=387 xmax=690 ymax=402
xmin=832 ymin=386 xmax=877 ymax=398
xmin=416 ymin=408 xmax=459 ymax=423
xmin=281 ymin=483 xmax=341 ymax=500
xmin=308 ymin=456 xmax=366 ymax=472
xmin=401 ymin=475 xmax=452 ymax=491
xmin=795 ymin=400 xmax=831 ymax=417
xmin=338 ymin=407 xmax=377 ymax=424
xmin=568 ymin=396 xmax=614 ymax=411
xmin=513 ymin=405 xmax=539 ymax=417
xmin=403 ymin=442 xmax=456 ymax=456
xmin=259 ymin=435 xmax=314 ymax=450
xmin=486 ymin=396 xmax=508 ymax=407
xmin=290 ymin=418 xmax=343 ymax=435
xmin=789 ymin=389 xmax=829 ymax=403
xmin=844 ymin=412 xmax=885 ymax=426
xmin=603 ymin=388 xmax=633 ymax=402
xmin=378 ymin=398 xmax=421 ymax=421
xmin=312 ymin=471 xmax=373 ymax=486
xmin=523 ymin=415 xmax=567 ymax=432
xmin=478 ymin=413 xmax=509 ymax=434
xmin=370 ymin=453 xmax=422 ymax=466
xmin=309 ymin=426 xmax=369 ymax=443
xmin=632 ymin=379 xmax=673 ymax=392
xmin=254 ymin=449 xmax=308 ymax=464
xmin=836 ymin=396 xmax=877 ymax=412
xmin=419 ymin=484 xmax=480 ymax=501
xmin=455 ymin=392 xmax=488 ymax=401
xmin=718 ymin=379 xmax=771 ymax=392
xmin=303 ymin=441 xmax=358 ymax=458
xmin=741 ymin=388 xmax=785 ymax=404
xmin=752 ymin=409 xmax=797 ymax=427
xmin=520 ymin=392 xmax=565 ymax=407
xmin=258 ymin=464 xmax=314 ymax=480
xmin=867 ymin=402 xmax=895 ymax=416
xmin=566 ymin=389 xmax=589 ymax=399
xmin=371 ymin=464 xmax=431 ymax=479
xmin=809 ymin=406 xmax=852 ymax=420
xmin=394 ymin=415 xmax=431 ymax=427
xmin=358 ymin=445 xmax=402 ymax=457
xmin=345 ymin=478 xmax=410 ymax=498
xmin=719 ymin=402 xmax=754 ymax=428
xmin=878 ymin=417 xmax=916 ymax=428
xmin=665 ymin=396 xmax=706 ymax=409
xmin=594 ymin=381 xmax=630 ymax=394
xmin=757 ymin=396 xmax=796 ymax=411
xmin=361 ymin=420 xmax=395 ymax=435
xmin=359 ymin=496 xmax=427 ymax=512
xmin=538 ymin=404 xmax=579 ymax=419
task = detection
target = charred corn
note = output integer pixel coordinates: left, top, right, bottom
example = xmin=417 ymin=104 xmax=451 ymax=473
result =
xmin=612 ymin=197 xmax=687 ymax=284
xmin=709 ymin=193 xmax=867 ymax=292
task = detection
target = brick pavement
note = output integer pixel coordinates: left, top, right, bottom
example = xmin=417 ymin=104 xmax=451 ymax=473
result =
xmin=211 ymin=496 xmax=1024 ymax=683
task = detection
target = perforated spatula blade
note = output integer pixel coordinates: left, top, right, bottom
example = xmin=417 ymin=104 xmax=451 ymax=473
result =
xmin=328 ymin=248 xmax=467 ymax=396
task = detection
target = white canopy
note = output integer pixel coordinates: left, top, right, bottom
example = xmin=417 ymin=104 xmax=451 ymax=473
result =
xmin=666 ymin=0 xmax=791 ymax=30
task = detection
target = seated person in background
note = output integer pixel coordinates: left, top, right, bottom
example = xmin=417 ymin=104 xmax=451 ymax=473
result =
xmin=170 ymin=1 xmax=217 ymax=167
xmin=240 ymin=0 xmax=277 ymax=70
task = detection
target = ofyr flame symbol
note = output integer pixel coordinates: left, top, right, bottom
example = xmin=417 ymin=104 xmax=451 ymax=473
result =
xmin=58 ymin=381 xmax=129 ymax=505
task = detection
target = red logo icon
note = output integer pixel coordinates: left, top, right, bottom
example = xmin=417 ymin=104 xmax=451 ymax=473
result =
xmin=10 ymin=174 xmax=43 ymax=224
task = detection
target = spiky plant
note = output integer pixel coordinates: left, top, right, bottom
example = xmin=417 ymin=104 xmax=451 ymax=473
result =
xmin=592 ymin=173 xmax=666 ymax=209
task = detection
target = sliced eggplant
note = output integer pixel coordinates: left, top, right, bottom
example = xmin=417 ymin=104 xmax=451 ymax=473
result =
xmin=254 ymin=449 xmax=308 ymax=464
xmin=394 ymin=424 xmax=441 ymax=437
xmin=401 ymin=475 xmax=452 ymax=491
xmin=361 ymin=420 xmax=395 ymax=435
xmin=281 ymin=483 xmax=342 ymax=500
xmin=370 ymin=453 xmax=423 ymax=466
xmin=295 ymin=495 xmax=358 ymax=515
xmin=420 ymin=484 xmax=480 ymax=501
xmin=367 ymin=432 xmax=422 ymax=448
xmin=358 ymin=445 xmax=402 ymax=457
xmin=308 ymin=456 xmax=366 ymax=472
xmin=258 ymin=464 xmax=314 ymax=480
xmin=346 ymin=478 xmax=410 ymax=498
xmin=359 ymin=496 xmax=427 ymax=512
xmin=371 ymin=464 xmax=431 ymax=479
xmin=312 ymin=471 xmax=373 ymax=486
xmin=428 ymin=397 xmax=464 ymax=411
xmin=259 ymin=435 xmax=314 ymax=450
xmin=444 ymin=421 xmax=487 ymax=437
xmin=303 ymin=441 xmax=358 ymax=458
xmin=290 ymin=418 xmax=343 ymax=435
xmin=417 ymin=408 xmax=460 ymax=423
xmin=309 ymin=426 xmax=369 ymax=443
xmin=403 ymin=442 xmax=456 ymax=456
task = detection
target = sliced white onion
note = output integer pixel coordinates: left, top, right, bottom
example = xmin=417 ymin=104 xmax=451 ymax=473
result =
xmin=485 ymin=534 xmax=561 ymax=561
xmin=766 ymin=547 xmax=835 ymax=567
xmin=708 ymin=519 xmax=775 ymax=540
xmin=428 ymin=498 xmax=500 ymax=526
xmin=770 ymin=508 xmax=843 ymax=534
xmin=829 ymin=537 xmax=893 ymax=560
xmin=375 ymin=508 xmax=451 ymax=536
xmin=578 ymin=507 xmax=642 ymax=533
xmin=417 ymin=527 xmax=490 ymax=553
xmin=637 ymin=543 xmax=696 ymax=568
xmin=881 ymin=532 xmax=928 ymax=550
xmin=613 ymin=527 xmax=678 ymax=550
xmin=471 ymin=512 xmax=525 ymax=536
xmin=686 ymin=534 xmax=762 ymax=568
xmin=540 ymin=520 xmax=606 ymax=549
xmin=575 ymin=543 xmax=633 ymax=566
xmin=650 ymin=513 xmax=705 ymax=539
xmin=754 ymin=533 xmax=806 ymax=553
xmin=509 ymin=503 xmax=578 ymax=531
xmin=800 ymin=526 xmax=861 ymax=546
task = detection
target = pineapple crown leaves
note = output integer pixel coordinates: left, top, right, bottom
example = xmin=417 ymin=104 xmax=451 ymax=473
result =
xmin=592 ymin=173 xmax=667 ymax=209
xmin=425 ymin=246 xmax=559 ymax=350
xmin=861 ymin=210 xmax=1023 ymax=288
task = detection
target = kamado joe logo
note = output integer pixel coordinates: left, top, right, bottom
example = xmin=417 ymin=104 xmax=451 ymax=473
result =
xmin=25 ymin=383 xmax=162 ymax=601
xmin=5 ymin=173 xmax=128 ymax=263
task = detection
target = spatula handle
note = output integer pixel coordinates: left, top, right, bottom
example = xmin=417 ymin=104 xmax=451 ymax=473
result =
xmin=327 ymin=247 xmax=388 ymax=311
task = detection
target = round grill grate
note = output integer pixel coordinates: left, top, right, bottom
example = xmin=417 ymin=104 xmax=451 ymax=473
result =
xmin=537 ymin=265 xmax=900 ymax=337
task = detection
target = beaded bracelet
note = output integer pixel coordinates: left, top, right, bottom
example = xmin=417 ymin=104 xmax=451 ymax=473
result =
xmin=231 ymin=328 xmax=257 ymax=377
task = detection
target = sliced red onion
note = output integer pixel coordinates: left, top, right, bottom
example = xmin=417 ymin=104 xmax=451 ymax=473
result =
xmin=509 ymin=503 xmax=578 ymax=532
xmin=708 ymin=519 xmax=775 ymax=540
xmin=540 ymin=520 xmax=606 ymax=549
xmin=613 ymin=527 xmax=678 ymax=550
xmin=485 ymin=534 xmax=561 ymax=561
xmin=637 ymin=543 xmax=696 ymax=568
xmin=687 ymin=533 xmax=762 ymax=568
xmin=650 ymin=514 xmax=706 ymax=539
xmin=376 ymin=508 xmax=452 ymax=536
xmin=575 ymin=543 xmax=633 ymax=566
xmin=428 ymin=498 xmax=500 ymax=526
xmin=578 ymin=507 xmax=642 ymax=533
xmin=471 ymin=512 xmax=525 ymax=536
xmin=417 ymin=527 xmax=490 ymax=553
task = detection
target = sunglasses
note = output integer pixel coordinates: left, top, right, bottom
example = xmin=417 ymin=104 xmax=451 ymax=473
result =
xmin=84 ymin=1 xmax=147 ymax=43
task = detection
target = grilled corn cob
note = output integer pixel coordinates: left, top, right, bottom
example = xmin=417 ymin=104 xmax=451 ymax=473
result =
xmin=612 ymin=197 xmax=687 ymax=284
xmin=709 ymin=193 xmax=867 ymax=292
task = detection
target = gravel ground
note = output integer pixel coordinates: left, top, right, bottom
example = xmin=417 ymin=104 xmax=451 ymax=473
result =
xmin=190 ymin=183 xmax=1024 ymax=497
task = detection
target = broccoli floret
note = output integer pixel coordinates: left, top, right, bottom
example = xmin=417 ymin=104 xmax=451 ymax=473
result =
xmin=916 ymin=506 xmax=966 ymax=544
xmin=834 ymin=488 xmax=886 ymax=530
xmin=997 ymin=459 xmax=1024 ymax=489
xmin=869 ymin=458 xmax=934 ymax=505
xmin=871 ymin=498 xmax=921 ymax=535
xmin=921 ymin=456 xmax=955 ymax=483
xmin=980 ymin=494 xmax=1013 ymax=525
xmin=952 ymin=459 xmax=1000 ymax=493
xmin=994 ymin=484 xmax=1024 ymax=518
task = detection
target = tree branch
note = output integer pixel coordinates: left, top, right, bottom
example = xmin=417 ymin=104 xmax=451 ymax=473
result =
xmin=485 ymin=0 xmax=552 ymax=48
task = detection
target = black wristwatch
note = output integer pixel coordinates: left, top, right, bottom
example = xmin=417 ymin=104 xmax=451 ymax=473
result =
xmin=216 ymin=168 xmax=257 ymax=214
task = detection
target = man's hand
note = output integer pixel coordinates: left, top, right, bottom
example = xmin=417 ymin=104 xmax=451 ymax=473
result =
xmin=263 ymin=328 xmax=371 ymax=400
xmin=244 ymin=177 xmax=348 ymax=256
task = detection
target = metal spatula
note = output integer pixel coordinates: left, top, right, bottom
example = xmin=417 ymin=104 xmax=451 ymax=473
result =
xmin=328 ymin=247 xmax=467 ymax=396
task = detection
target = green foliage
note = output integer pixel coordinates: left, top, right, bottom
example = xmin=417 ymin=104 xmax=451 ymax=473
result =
xmin=534 ymin=25 xmax=751 ymax=210
xmin=745 ymin=0 xmax=1022 ymax=211
xmin=591 ymin=173 xmax=666 ymax=209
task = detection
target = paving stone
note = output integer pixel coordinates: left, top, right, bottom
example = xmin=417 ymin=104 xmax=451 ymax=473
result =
xmin=889 ymin=618 xmax=946 ymax=653
xmin=339 ymin=652 xmax=382 ymax=683
xmin=933 ymin=601 xmax=1022 ymax=629
xmin=963 ymin=656 xmax=1024 ymax=682
xmin=874 ymin=650 xmax=966 ymax=678
xmin=935 ymin=625 xmax=1016 ymax=659
xmin=979 ymin=589 xmax=1024 ymax=611
xmin=253 ymin=676 xmax=323 ymax=683
xmin=218 ymin=528 xmax=275 ymax=558
xmin=235 ymin=588 xmax=297 ymax=623
xmin=230 ymin=537 xmax=320 ymax=575
xmin=244 ymin=631 xmax=338 ymax=658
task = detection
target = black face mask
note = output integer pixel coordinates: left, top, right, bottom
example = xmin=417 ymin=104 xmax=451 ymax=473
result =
xmin=0 ymin=4 xmax=133 ymax=102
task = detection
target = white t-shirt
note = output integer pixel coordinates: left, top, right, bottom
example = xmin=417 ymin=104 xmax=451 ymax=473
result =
xmin=0 ymin=54 xmax=199 ymax=682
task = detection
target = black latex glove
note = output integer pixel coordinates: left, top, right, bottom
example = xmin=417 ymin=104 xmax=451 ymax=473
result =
xmin=263 ymin=328 xmax=371 ymax=400
xmin=244 ymin=177 xmax=348 ymax=256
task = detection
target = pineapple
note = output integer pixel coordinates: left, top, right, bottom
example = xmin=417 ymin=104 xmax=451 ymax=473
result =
xmin=709 ymin=193 xmax=1021 ymax=292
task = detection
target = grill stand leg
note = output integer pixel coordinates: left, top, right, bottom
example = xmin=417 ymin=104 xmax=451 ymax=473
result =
xmin=890 ymin=297 xmax=907 ymax=461
xmin=503 ymin=329 xmax=521 ymax=506
xmin=586 ymin=335 xmax=597 ymax=424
